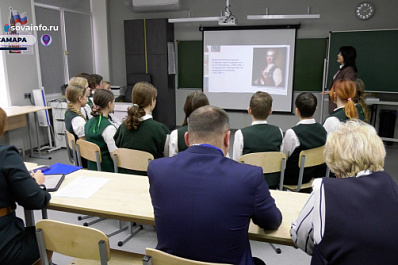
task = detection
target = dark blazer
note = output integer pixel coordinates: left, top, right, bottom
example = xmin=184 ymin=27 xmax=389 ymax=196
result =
xmin=327 ymin=66 xmax=358 ymax=113
xmin=148 ymin=145 xmax=282 ymax=265
xmin=0 ymin=145 xmax=51 ymax=264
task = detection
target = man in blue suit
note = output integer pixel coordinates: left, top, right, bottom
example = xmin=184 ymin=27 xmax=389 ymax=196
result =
xmin=148 ymin=105 xmax=282 ymax=265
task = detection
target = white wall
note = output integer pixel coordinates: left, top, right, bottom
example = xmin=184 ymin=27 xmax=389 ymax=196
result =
xmin=107 ymin=0 xmax=398 ymax=130
xmin=92 ymin=0 xmax=110 ymax=80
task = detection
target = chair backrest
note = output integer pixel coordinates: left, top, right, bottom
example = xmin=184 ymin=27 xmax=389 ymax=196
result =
xmin=143 ymin=248 xmax=232 ymax=265
xmin=289 ymin=145 xmax=330 ymax=192
xmin=65 ymin=130 xmax=77 ymax=165
xmin=36 ymin=219 xmax=110 ymax=265
xmin=76 ymin=139 xmax=102 ymax=170
xmin=111 ymin=148 xmax=154 ymax=173
xmin=238 ymin=152 xmax=287 ymax=190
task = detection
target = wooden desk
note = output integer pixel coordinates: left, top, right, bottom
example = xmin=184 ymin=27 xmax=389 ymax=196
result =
xmin=4 ymin=106 xmax=52 ymax=159
xmin=48 ymin=169 xmax=309 ymax=246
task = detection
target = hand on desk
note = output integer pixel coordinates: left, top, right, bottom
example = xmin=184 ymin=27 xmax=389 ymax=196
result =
xmin=32 ymin=170 xmax=45 ymax=185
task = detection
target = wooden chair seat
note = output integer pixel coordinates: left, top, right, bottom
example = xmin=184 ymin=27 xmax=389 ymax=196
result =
xmin=283 ymin=178 xmax=314 ymax=191
xmin=69 ymin=249 xmax=144 ymax=265
xmin=144 ymin=248 xmax=232 ymax=265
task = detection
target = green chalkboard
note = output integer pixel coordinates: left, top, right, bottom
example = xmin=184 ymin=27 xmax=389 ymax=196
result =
xmin=293 ymin=38 xmax=327 ymax=91
xmin=177 ymin=39 xmax=327 ymax=91
xmin=328 ymin=30 xmax=398 ymax=92
xmin=177 ymin=41 xmax=203 ymax=88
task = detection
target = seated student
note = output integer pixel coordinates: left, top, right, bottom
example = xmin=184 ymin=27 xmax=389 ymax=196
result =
xmin=75 ymin=73 xmax=96 ymax=108
xmin=282 ymin=92 xmax=327 ymax=185
xmin=65 ymin=84 xmax=90 ymax=141
xmin=114 ymin=82 xmax=170 ymax=173
xmin=354 ymin=78 xmax=370 ymax=123
xmin=102 ymin=80 xmax=111 ymax=90
xmin=85 ymin=89 xmax=117 ymax=172
xmin=233 ymin=91 xmax=283 ymax=188
xmin=291 ymin=120 xmax=398 ymax=264
xmin=98 ymin=80 xmax=122 ymax=129
xmin=0 ymin=107 xmax=52 ymax=265
xmin=148 ymin=105 xmax=282 ymax=265
xmin=323 ymin=79 xmax=364 ymax=133
xmin=91 ymin=73 xmax=104 ymax=90
xmin=169 ymin=91 xmax=209 ymax=156
xmin=69 ymin=77 xmax=92 ymax=120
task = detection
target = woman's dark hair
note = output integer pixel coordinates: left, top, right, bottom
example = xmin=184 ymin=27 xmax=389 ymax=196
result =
xmin=91 ymin=89 xmax=115 ymax=117
xmin=339 ymin=46 xmax=357 ymax=72
xmin=182 ymin=91 xmax=209 ymax=126
xmin=125 ymin=82 xmax=157 ymax=131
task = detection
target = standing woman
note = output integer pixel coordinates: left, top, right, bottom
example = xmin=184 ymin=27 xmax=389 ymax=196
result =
xmin=114 ymin=82 xmax=170 ymax=171
xmin=0 ymin=107 xmax=51 ymax=265
xmin=325 ymin=46 xmax=358 ymax=113
xmin=168 ymin=91 xmax=209 ymax=156
xmin=85 ymin=89 xmax=118 ymax=172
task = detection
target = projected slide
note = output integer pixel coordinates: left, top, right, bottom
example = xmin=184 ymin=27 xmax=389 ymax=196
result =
xmin=204 ymin=45 xmax=289 ymax=95
xmin=202 ymin=26 xmax=298 ymax=112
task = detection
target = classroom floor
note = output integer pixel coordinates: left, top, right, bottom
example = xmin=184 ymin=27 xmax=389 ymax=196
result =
xmin=20 ymin=140 xmax=398 ymax=265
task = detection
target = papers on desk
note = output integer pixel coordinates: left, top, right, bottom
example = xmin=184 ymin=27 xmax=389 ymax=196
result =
xmin=52 ymin=177 xmax=109 ymax=198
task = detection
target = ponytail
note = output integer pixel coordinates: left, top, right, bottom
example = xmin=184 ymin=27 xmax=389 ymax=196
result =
xmin=344 ymin=98 xmax=358 ymax=119
xmin=331 ymin=79 xmax=358 ymax=119
xmin=67 ymin=102 xmax=87 ymax=121
xmin=125 ymin=104 xmax=146 ymax=130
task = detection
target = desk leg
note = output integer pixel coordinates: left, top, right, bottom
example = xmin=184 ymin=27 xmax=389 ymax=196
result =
xmin=28 ymin=112 xmax=52 ymax=159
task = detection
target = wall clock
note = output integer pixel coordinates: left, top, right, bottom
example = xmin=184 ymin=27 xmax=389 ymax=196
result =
xmin=355 ymin=2 xmax=375 ymax=20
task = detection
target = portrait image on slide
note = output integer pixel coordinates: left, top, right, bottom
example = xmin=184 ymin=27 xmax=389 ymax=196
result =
xmin=252 ymin=47 xmax=287 ymax=90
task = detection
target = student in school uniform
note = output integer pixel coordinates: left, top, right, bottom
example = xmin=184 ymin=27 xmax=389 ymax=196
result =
xmin=282 ymin=92 xmax=327 ymax=186
xmin=65 ymin=84 xmax=90 ymax=140
xmin=233 ymin=91 xmax=283 ymax=188
xmin=69 ymin=77 xmax=92 ymax=120
xmin=169 ymin=91 xmax=209 ymax=157
xmin=354 ymin=78 xmax=370 ymax=123
xmin=323 ymin=79 xmax=364 ymax=134
xmin=85 ymin=89 xmax=117 ymax=172
xmin=114 ymin=82 xmax=170 ymax=173
xmin=65 ymin=83 xmax=90 ymax=168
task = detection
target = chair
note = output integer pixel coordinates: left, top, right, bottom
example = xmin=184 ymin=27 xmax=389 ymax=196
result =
xmin=35 ymin=219 xmax=144 ymax=265
xmin=75 ymin=139 xmax=106 ymax=226
xmin=64 ymin=130 xmax=77 ymax=165
xmin=143 ymin=248 xmax=232 ymax=265
xmin=111 ymin=148 xmax=154 ymax=246
xmin=283 ymin=145 xmax=330 ymax=192
xmin=238 ymin=151 xmax=287 ymax=254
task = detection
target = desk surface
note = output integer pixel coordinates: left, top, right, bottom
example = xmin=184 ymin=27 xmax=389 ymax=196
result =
xmin=4 ymin=106 xmax=51 ymax=117
xmin=48 ymin=169 xmax=309 ymax=246
xmin=24 ymin=162 xmax=39 ymax=171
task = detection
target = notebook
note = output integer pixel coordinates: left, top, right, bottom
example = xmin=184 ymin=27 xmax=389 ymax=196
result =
xmin=42 ymin=163 xmax=82 ymax=175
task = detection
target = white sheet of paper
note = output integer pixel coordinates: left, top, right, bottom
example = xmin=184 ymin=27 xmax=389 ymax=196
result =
xmin=52 ymin=177 xmax=109 ymax=198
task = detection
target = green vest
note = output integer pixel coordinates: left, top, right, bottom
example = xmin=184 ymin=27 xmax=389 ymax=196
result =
xmin=241 ymin=124 xmax=283 ymax=188
xmin=284 ymin=123 xmax=327 ymax=185
xmin=85 ymin=116 xmax=115 ymax=172
xmin=114 ymin=119 xmax=170 ymax=175
xmin=65 ymin=110 xmax=80 ymax=140
xmin=177 ymin=125 xmax=188 ymax=153
xmin=329 ymin=105 xmax=365 ymax=122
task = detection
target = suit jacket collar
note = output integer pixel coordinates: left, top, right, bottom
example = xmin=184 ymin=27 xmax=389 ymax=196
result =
xmin=185 ymin=145 xmax=225 ymax=156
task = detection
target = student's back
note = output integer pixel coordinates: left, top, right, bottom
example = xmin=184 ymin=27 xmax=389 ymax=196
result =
xmin=233 ymin=92 xmax=283 ymax=188
xmin=114 ymin=82 xmax=169 ymax=174
xmin=85 ymin=89 xmax=118 ymax=172
xmin=283 ymin=93 xmax=327 ymax=185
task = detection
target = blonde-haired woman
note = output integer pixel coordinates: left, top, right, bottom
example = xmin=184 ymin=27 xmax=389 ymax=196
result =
xmin=291 ymin=120 xmax=398 ymax=264
xmin=69 ymin=76 xmax=92 ymax=120
xmin=323 ymin=79 xmax=364 ymax=133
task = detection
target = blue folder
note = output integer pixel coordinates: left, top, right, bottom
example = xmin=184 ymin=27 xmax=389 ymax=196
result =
xmin=43 ymin=163 xmax=82 ymax=175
